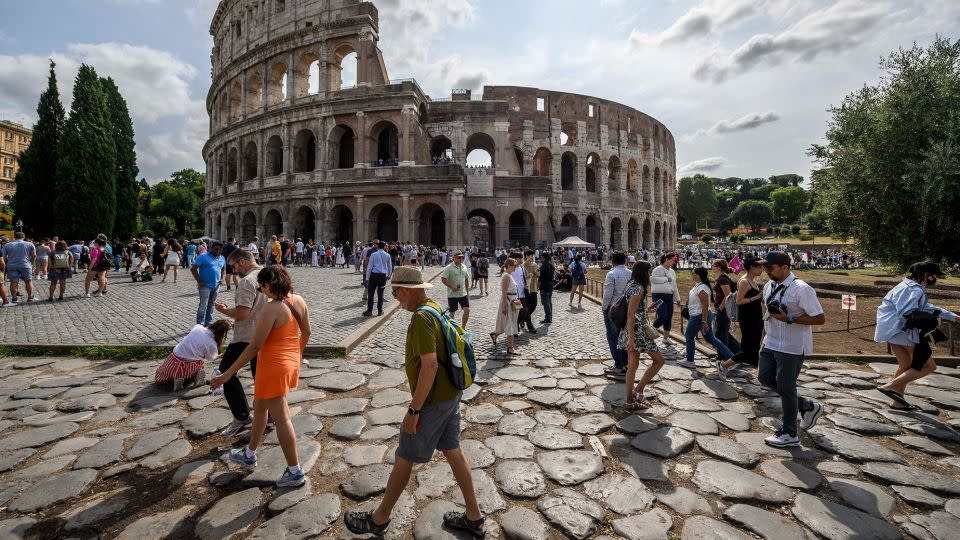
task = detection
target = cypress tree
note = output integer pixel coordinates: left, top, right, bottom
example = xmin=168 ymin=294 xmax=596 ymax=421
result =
xmin=100 ymin=77 xmax=138 ymax=240
xmin=12 ymin=60 xmax=65 ymax=235
xmin=54 ymin=64 xmax=116 ymax=240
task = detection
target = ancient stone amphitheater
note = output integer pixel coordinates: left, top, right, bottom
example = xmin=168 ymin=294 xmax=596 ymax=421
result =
xmin=203 ymin=0 xmax=677 ymax=250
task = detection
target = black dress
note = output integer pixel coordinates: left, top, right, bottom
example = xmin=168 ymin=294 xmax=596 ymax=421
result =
xmin=733 ymin=279 xmax=763 ymax=367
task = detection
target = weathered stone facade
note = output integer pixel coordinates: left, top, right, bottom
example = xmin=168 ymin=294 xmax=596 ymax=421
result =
xmin=203 ymin=0 xmax=677 ymax=249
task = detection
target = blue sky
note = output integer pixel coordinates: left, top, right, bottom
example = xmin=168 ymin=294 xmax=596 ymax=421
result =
xmin=2 ymin=0 xmax=959 ymax=183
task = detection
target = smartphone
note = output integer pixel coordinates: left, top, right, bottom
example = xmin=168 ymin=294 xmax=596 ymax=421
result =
xmin=651 ymin=299 xmax=664 ymax=309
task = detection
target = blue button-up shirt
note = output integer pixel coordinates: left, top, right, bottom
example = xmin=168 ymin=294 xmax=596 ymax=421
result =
xmin=365 ymin=249 xmax=393 ymax=281
xmin=875 ymin=278 xmax=957 ymax=344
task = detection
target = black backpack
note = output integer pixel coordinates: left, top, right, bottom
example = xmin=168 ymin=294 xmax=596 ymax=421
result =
xmin=609 ymin=282 xmax=637 ymax=330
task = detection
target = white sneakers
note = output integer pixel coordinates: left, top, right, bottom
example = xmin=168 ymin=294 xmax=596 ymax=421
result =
xmin=800 ymin=402 xmax=824 ymax=430
xmin=764 ymin=401 xmax=823 ymax=448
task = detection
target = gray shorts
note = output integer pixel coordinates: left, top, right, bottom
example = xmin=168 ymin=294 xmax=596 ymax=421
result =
xmin=396 ymin=395 xmax=462 ymax=463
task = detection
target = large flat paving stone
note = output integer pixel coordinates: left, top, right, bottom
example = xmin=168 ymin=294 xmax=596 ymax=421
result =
xmin=631 ymin=426 xmax=695 ymax=458
xmin=495 ymin=460 xmax=546 ymax=498
xmin=0 ymin=449 xmax=35 ymax=473
xmin=692 ymin=460 xmax=794 ymax=504
xmin=181 ymin=408 xmax=234 ymax=438
xmin=73 ymin=434 xmax=130 ymax=469
xmin=723 ymin=503 xmax=806 ymax=540
xmin=695 ymin=435 xmax=759 ymax=467
xmin=60 ymin=488 xmax=129 ymax=531
xmin=537 ymin=450 xmax=604 ymax=486
xmin=656 ymin=486 xmax=711 ymax=514
xmin=309 ymin=397 xmax=369 ymax=416
xmin=0 ymin=422 xmax=80 ymax=451
xmin=826 ymin=413 xmax=900 ymax=435
xmin=9 ymin=468 xmax=98 ymax=513
xmin=263 ymin=413 xmax=323 ymax=444
xmin=310 ymin=372 xmax=366 ymax=392
xmin=807 ymin=426 xmax=905 ymax=463
xmin=691 ymin=378 xmax=739 ymax=401
xmin=660 ymin=393 xmax=722 ymax=412
xmin=499 ymin=507 xmax=550 ymax=540
xmin=485 ymin=435 xmax=535 ymax=459
xmin=909 ymin=510 xmax=960 ymax=540
xmin=195 ymin=487 xmax=262 ymax=540
xmin=861 ymin=462 xmax=960 ymax=495
xmin=58 ymin=393 xmax=116 ymax=412
xmin=446 ymin=468 xmax=506 ymax=514
xmin=667 ymin=411 xmax=719 ymax=435
xmin=412 ymin=499 xmax=498 ymax=540
xmin=329 ymin=416 xmax=366 ymax=440
xmin=537 ymin=488 xmax=604 ymax=540
xmin=249 ymin=493 xmax=340 ymax=539
xmin=242 ymin=439 xmax=321 ymax=486
xmin=612 ymin=507 xmax=673 ymax=540
xmin=791 ymin=492 xmax=901 ymax=540
xmin=680 ymin=515 xmax=752 ymax=540
xmin=570 ymin=413 xmax=616 ymax=435
xmin=759 ymin=459 xmax=823 ymax=490
xmin=583 ymin=473 xmax=655 ymax=515
xmin=126 ymin=428 xmax=180 ymax=459
xmin=0 ymin=517 xmax=34 ymax=539
xmin=825 ymin=476 xmax=896 ymax=517
xmin=528 ymin=425 xmax=582 ymax=450
xmin=128 ymin=408 xmax=187 ymax=429
xmin=341 ymin=463 xmax=392 ymax=499
xmin=141 ymin=439 xmax=193 ymax=469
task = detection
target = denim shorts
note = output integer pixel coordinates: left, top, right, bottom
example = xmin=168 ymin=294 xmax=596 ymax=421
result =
xmin=6 ymin=267 xmax=32 ymax=282
xmin=396 ymin=396 xmax=462 ymax=463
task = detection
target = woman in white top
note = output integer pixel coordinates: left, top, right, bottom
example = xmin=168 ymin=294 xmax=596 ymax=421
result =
xmin=680 ymin=267 xmax=734 ymax=370
xmin=162 ymin=239 xmax=183 ymax=283
xmin=650 ymin=253 xmax=682 ymax=347
xmin=155 ymin=320 xmax=231 ymax=391
xmin=490 ymin=257 xmax=521 ymax=356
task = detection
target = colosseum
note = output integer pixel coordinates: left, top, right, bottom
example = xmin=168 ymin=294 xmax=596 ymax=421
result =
xmin=203 ymin=0 xmax=677 ymax=250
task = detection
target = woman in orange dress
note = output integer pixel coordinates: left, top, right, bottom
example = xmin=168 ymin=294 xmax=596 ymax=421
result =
xmin=210 ymin=265 xmax=310 ymax=488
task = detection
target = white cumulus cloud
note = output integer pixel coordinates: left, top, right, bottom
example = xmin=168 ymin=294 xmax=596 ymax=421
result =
xmin=678 ymin=156 xmax=728 ymax=175
xmin=696 ymin=111 xmax=780 ymax=136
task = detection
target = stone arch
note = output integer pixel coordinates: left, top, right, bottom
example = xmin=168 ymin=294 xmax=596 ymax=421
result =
xmin=627 ymin=217 xmax=639 ymax=249
xmin=508 ymin=209 xmax=535 ymax=248
xmin=292 ymin=205 xmax=315 ymax=241
xmin=654 ymin=168 xmax=662 ymax=206
xmin=370 ymin=203 xmax=399 ymax=242
xmin=329 ymin=124 xmax=355 ymax=169
xmin=415 ymin=202 xmax=446 ymax=247
xmin=466 ymin=132 xmax=496 ymax=168
xmin=585 ymin=213 xmax=601 ymax=245
xmin=294 ymin=52 xmax=320 ymax=97
xmin=560 ymin=126 xmax=576 ymax=146
xmin=229 ymin=81 xmax=242 ymax=120
xmin=227 ymin=147 xmax=238 ymax=183
xmin=430 ymin=136 xmax=453 ymax=163
xmin=329 ymin=205 xmax=353 ymax=244
xmin=585 ymin=153 xmax=600 ymax=193
xmin=532 ymin=147 xmax=552 ymax=177
xmin=642 ymin=218 xmax=652 ymax=249
xmin=264 ymin=208 xmax=283 ymax=237
xmin=246 ymin=71 xmax=263 ymax=113
xmin=293 ymin=128 xmax=317 ymax=172
xmin=215 ymin=214 xmax=222 ymax=239
xmin=219 ymin=94 xmax=228 ymax=128
xmin=561 ymin=151 xmax=576 ymax=191
xmin=559 ymin=213 xmax=579 ymax=241
xmin=655 ymin=220 xmax=662 ymax=249
xmin=330 ymin=43 xmax=358 ymax=91
xmin=265 ymin=135 xmax=283 ymax=176
xmin=642 ymin=165 xmax=651 ymax=201
xmin=267 ymin=62 xmax=287 ymax=105
xmin=467 ymin=208 xmax=496 ymax=249
xmin=241 ymin=211 xmax=256 ymax=242
xmin=513 ymin=146 xmax=524 ymax=175
xmin=370 ymin=120 xmax=400 ymax=166
xmin=608 ymin=155 xmax=621 ymax=193
xmin=243 ymin=141 xmax=257 ymax=181
xmin=217 ymin=151 xmax=226 ymax=186
xmin=226 ymin=213 xmax=237 ymax=240
xmin=627 ymin=159 xmax=639 ymax=192
xmin=609 ymin=217 xmax=622 ymax=248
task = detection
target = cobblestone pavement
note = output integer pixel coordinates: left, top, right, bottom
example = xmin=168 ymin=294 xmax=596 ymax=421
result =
xmin=0 ymin=266 xmax=429 ymax=347
xmin=352 ymin=276 xmax=611 ymax=360
xmin=1 ymin=350 xmax=959 ymax=539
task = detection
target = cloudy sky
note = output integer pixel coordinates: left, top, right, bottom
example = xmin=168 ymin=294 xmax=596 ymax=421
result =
xmin=2 ymin=0 xmax=959 ymax=183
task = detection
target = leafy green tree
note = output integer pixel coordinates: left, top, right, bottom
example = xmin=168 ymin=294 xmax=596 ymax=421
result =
xmin=730 ymin=200 xmax=774 ymax=232
xmin=749 ymin=184 xmax=779 ymax=200
xmin=100 ymin=77 xmax=138 ymax=241
xmin=809 ymin=37 xmax=960 ymax=268
xmin=701 ymin=234 xmax=714 ymax=243
xmin=770 ymin=186 xmax=809 ymax=223
xmin=769 ymin=174 xmax=803 ymax=187
xmin=141 ymin=168 xmax=205 ymax=236
xmin=12 ymin=60 xmax=64 ymax=235
xmin=677 ymin=174 xmax=718 ymax=231
xmin=805 ymin=203 xmax=830 ymax=232
xmin=717 ymin=190 xmax=741 ymax=206
xmin=54 ymin=64 xmax=116 ymax=240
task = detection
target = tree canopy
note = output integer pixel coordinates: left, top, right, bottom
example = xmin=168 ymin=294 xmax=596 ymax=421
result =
xmin=139 ymin=168 xmax=205 ymax=237
xmin=770 ymin=186 xmax=809 ymax=223
xmin=677 ymin=174 xmax=718 ymax=231
xmin=809 ymin=36 xmax=960 ymax=268
xmin=730 ymin=200 xmax=774 ymax=232
xmin=101 ymin=77 xmax=139 ymax=240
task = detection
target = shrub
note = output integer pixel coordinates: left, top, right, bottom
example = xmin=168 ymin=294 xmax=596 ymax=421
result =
xmin=791 ymin=225 xmax=802 ymax=235
xmin=701 ymin=234 xmax=714 ymax=243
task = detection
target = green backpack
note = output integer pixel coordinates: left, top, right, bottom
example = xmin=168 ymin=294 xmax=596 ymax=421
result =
xmin=415 ymin=305 xmax=477 ymax=389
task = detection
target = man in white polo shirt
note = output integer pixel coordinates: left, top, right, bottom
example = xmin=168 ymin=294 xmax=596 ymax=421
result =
xmin=759 ymin=251 xmax=826 ymax=448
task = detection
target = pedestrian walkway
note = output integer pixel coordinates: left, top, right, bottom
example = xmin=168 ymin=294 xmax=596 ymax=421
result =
xmin=0 ymin=350 xmax=958 ymax=538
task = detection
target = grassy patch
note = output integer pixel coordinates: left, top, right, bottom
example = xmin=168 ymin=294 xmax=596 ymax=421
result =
xmin=0 ymin=345 xmax=170 ymax=360
xmin=0 ymin=345 xmax=66 ymax=357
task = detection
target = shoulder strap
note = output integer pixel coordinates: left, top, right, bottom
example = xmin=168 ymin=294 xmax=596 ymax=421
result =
xmin=282 ymin=298 xmax=305 ymax=331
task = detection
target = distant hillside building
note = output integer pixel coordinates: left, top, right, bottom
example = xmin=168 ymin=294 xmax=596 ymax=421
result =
xmin=0 ymin=120 xmax=32 ymax=203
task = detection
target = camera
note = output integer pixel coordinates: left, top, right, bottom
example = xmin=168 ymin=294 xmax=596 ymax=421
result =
xmin=766 ymin=300 xmax=786 ymax=315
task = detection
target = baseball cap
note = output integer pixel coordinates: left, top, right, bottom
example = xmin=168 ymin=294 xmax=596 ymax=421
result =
xmin=910 ymin=260 xmax=946 ymax=278
xmin=762 ymin=251 xmax=791 ymax=267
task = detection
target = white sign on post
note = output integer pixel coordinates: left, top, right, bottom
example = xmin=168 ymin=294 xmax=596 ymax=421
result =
xmin=841 ymin=294 xmax=857 ymax=311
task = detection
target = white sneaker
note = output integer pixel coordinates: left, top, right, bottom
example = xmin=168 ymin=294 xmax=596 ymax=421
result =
xmin=676 ymin=359 xmax=697 ymax=369
xmin=0 ymin=303 xmax=12 ymax=307
xmin=765 ymin=430 xmax=800 ymax=448
xmin=800 ymin=402 xmax=824 ymax=430
xmin=85 ymin=293 xmax=91 ymax=298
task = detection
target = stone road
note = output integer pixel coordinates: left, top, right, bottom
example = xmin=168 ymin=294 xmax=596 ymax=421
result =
xmin=1 ymin=343 xmax=960 ymax=538
xmin=0 ymin=266 xmax=415 ymax=348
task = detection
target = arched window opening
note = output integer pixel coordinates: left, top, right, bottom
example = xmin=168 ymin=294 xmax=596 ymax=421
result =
xmin=226 ymin=214 xmax=237 ymax=240
xmin=628 ymin=218 xmax=639 ymax=249
xmin=227 ymin=147 xmax=238 ymax=183
xmin=415 ymin=203 xmax=446 ymax=247
xmin=229 ymin=82 xmax=242 ymax=120
xmin=243 ymin=141 xmax=257 ymax=181
xmin=430 ymin=136 xmax=453 ymax=164
xmin=560 ymin=127 xmax=575 ymax=146
xmin=654 ymin=168 xmax=662 ymax=206
xmin=293 ymin=206 xmax=315 ymax=241
xmin=241 ymin=212 xmax=256 ymax=242
xmin=514 ymin=147 xmax=524 ymax=175
xmin=371 ymin=121 xmax=399 ymax=166
xmin=654 ymin=221 xmax=662 ymax=249
xmin=641 ymin=165 xmax=650 ymax=200
xmin=585 ymin=215 xmax=600 ymax=245
xmin=642 ymin=219 xmax=652 ymax=249
xmin=246 ymin=71 xmax=263 ymax=113
xmin=608 ymin=156 xmax=621 ymax=193
xmin=465 ymin=132 xmax=496 ymax=168
xmin=508 ymin=210 xmax=534 ymax=248
xmin=268 ymin=62 xmax=287 ymax=105
xmin=561 ymin=152 xmax=576 ymax=191
xmin=264 ymin=209 xmax=283 ymax=237
xmin=585 ymin=153 xmax=600 ymax=193
xmin=329 ymin=205 xmax=353 ymax=244
xmin=558 ymin=213 xmax=579 ymax=241
xmin=295 ymin=53 xmax=320 ymax=97
xmin=468 ymin=209 xmax=496 ymax=250
xmin=266 ymin=135 xmax=283 ymax=176
xmin=627 ymin=159 xmax=639 ymax=192
xmin=371 ymin=203 xmax=399 ymax=242
xmin=532 ymin=147 xmax=552 ymax=177
xmin=294 ymin=129 xmax=317 ymax=172
xmin=329 ymin=125 xmax=355 ymax=169
xmin=609 ymin=217 xmax=622 ymax=248
xmin=331 ymin=45 xmax=357 ymax=91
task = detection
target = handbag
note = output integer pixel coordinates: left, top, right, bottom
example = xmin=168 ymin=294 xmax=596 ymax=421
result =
xmin=643 ymin=320 xmax=660 ymax=340
xmin=511 ymin=299 xmax=523 ymax=312
xmin=680 ymin=304 xmax=690 ymax=320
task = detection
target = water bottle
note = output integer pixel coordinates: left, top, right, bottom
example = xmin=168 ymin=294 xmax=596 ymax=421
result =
xmin=211 ymin=368 xmax=224 ymax=396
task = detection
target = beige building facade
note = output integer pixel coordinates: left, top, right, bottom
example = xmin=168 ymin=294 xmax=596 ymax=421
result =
xmin=203 ymin=0 xmax=677 ymax=250
xmin=0 ymin=120 xmax=32 ymax=203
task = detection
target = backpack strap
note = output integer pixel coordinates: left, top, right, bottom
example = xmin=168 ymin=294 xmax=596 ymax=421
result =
xmin=415 ymin=305 xmax=456 ymax=355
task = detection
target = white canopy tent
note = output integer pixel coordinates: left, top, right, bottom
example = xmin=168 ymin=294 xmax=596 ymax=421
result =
xmin=552 ymin=235 xmax=595 ymax=248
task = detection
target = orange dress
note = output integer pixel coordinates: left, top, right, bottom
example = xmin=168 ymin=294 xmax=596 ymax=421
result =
xmin=254 ymin=308 xmax=301 ymax=399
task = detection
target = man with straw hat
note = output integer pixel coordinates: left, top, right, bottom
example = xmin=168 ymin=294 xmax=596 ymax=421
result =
xmin=343 ymin=266 xmax=485 ymax=538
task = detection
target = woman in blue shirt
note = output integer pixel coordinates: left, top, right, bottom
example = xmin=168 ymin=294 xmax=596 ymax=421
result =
xmin=875 ymin=261 xmax=958 ymax=409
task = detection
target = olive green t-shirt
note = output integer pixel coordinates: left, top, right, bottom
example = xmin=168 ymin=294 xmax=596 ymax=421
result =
xmin=405 ymin=299 xmax=460 ymax=405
